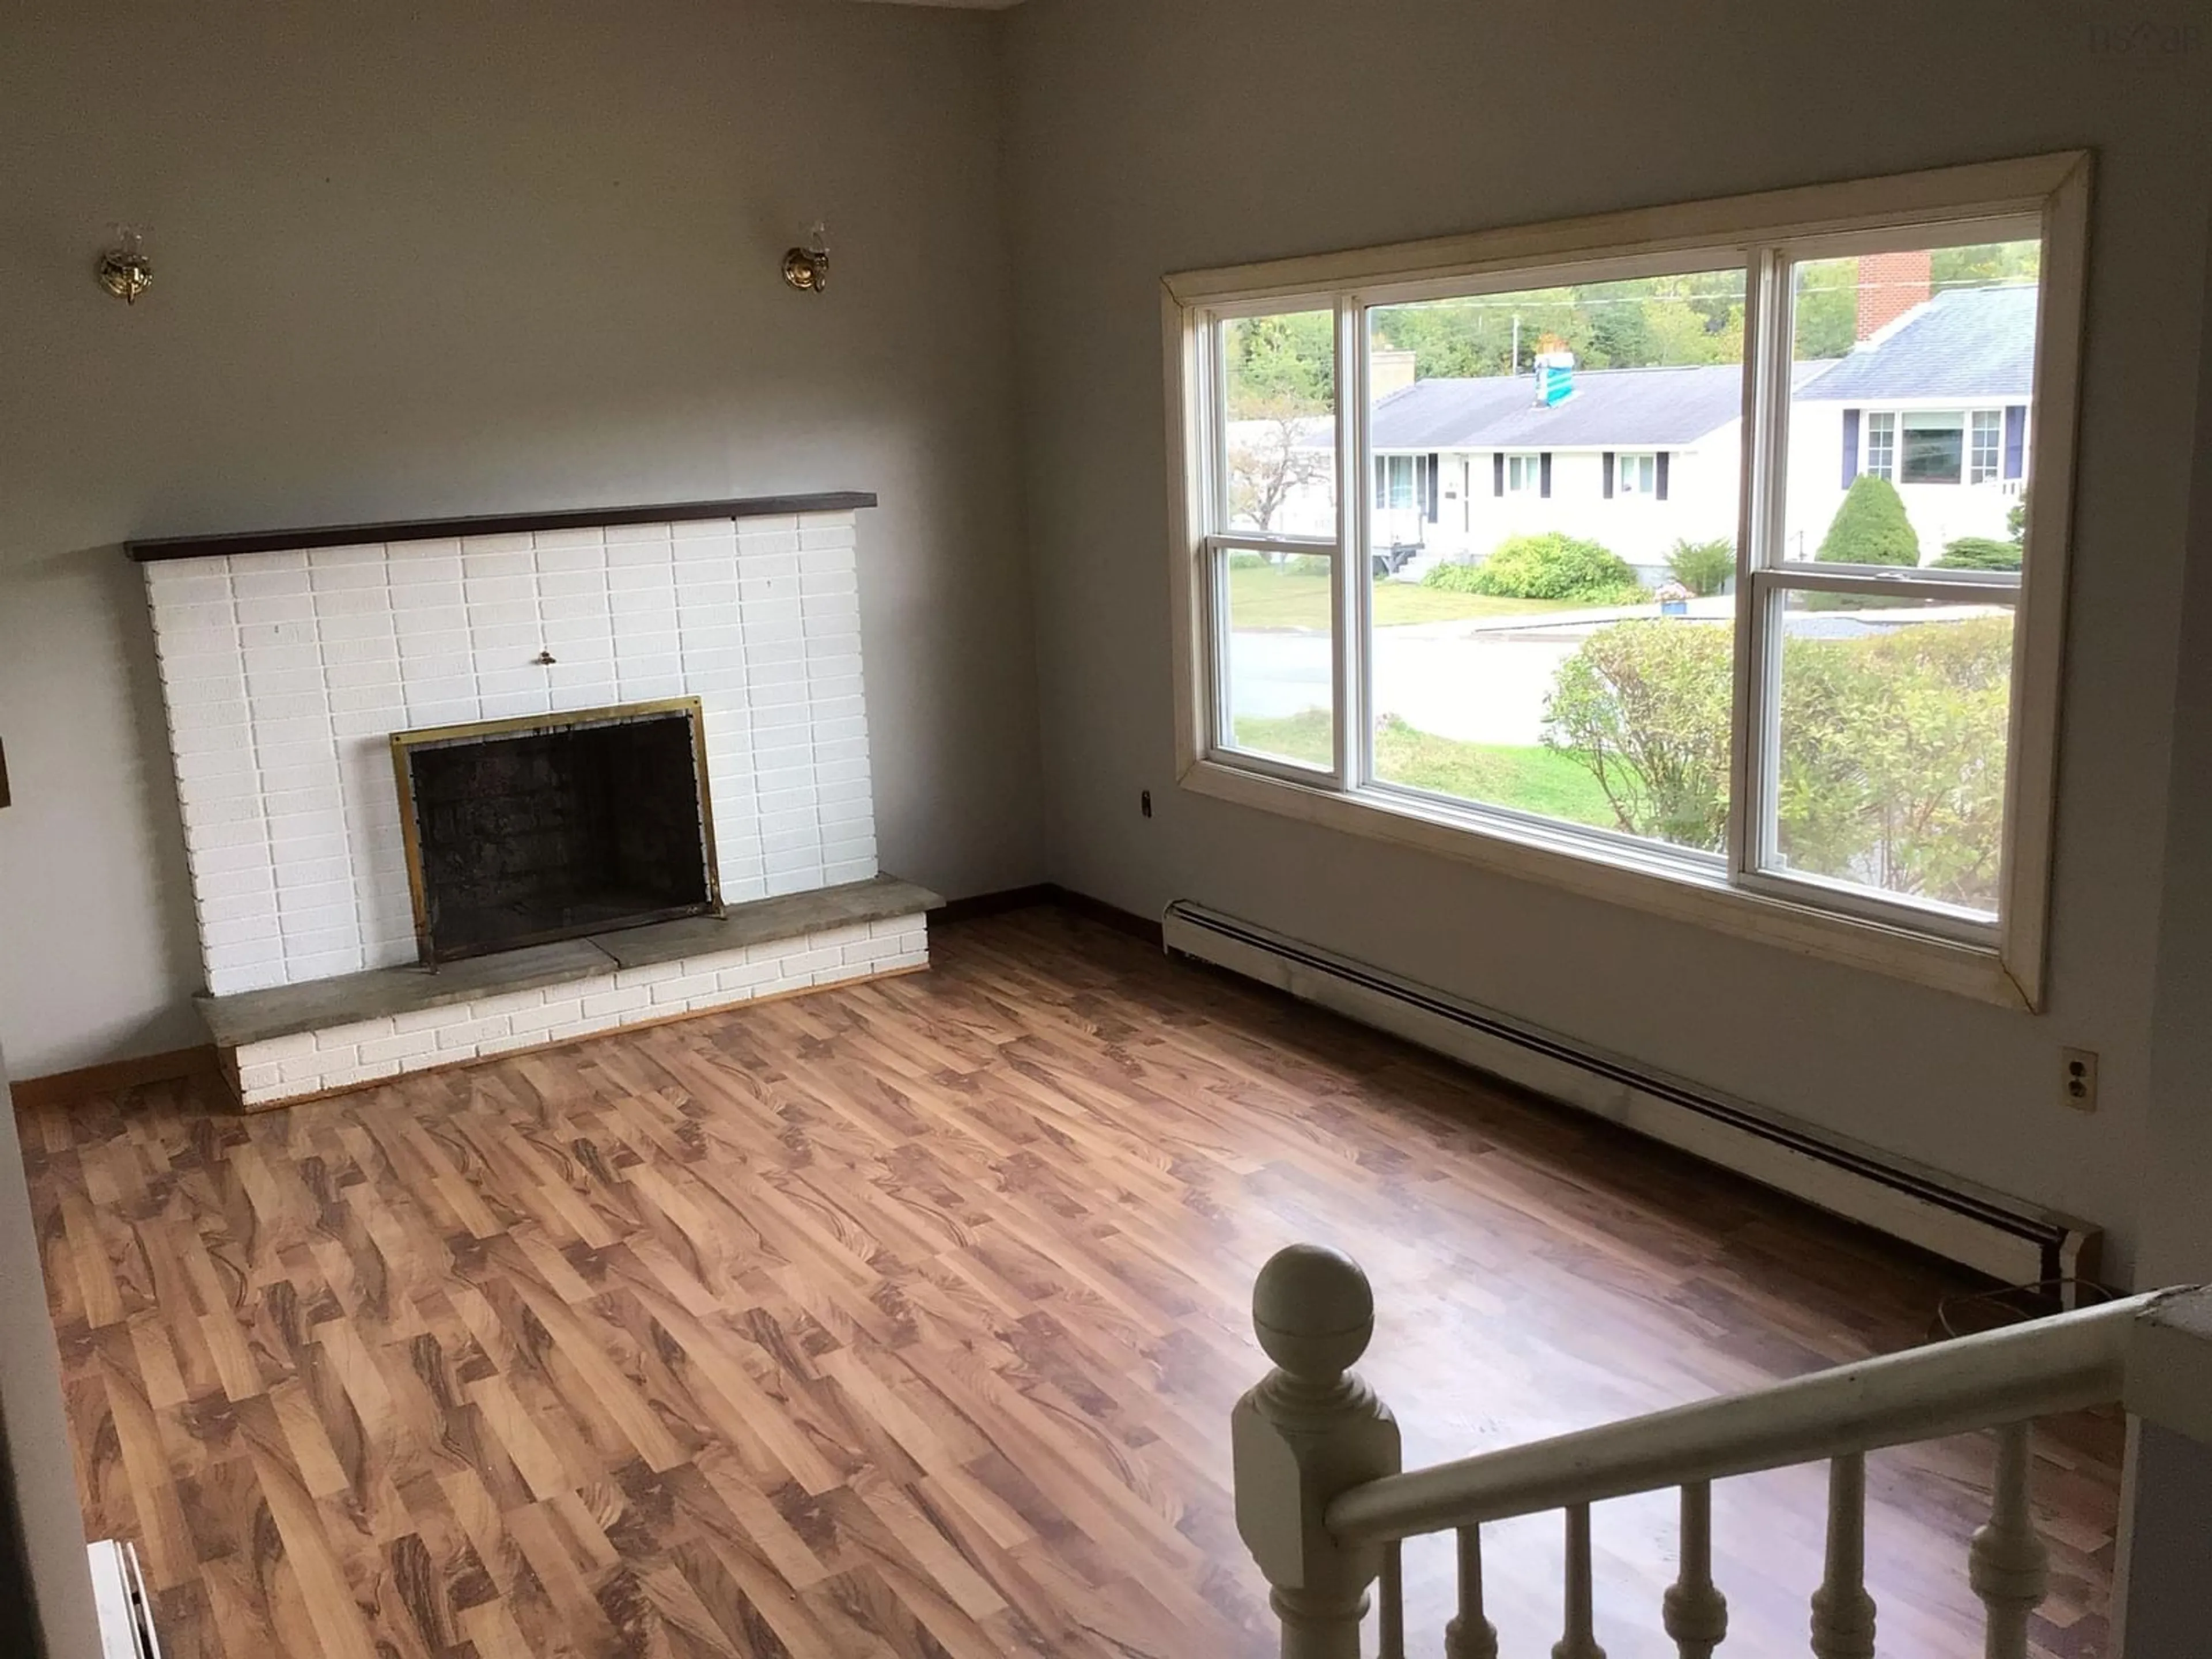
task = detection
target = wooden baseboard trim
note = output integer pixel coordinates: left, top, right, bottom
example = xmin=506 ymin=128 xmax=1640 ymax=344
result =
xmin=931 ymin=885 xmax=1059 ymax=925
xmin=13 ymin=887 xmax=1171 ymax=1116
xmin=1047 ymin=885 xmax=1164 ymax=947
xmin=231 ymin=964 xmax=930 ymax=1113
xmin=9 ymin=1044 xmax=220 ymax=1111
xmin=931 ymin=882 xmax=1164 ymax=947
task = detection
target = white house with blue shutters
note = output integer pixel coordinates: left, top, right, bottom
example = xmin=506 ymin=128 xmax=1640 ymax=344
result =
xmin=1779 ymin=283 xmax=2034 ymax=562
xmin=1363 ymin=361 xmax=1764 ymax=579
xmin=1321 ymin=282 xmax=2036 ymax=582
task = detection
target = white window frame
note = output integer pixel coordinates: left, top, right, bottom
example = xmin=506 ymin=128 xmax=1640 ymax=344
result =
xmin=1163 ymin=151 xmax=2089 ymax=1010
xmin=1376 ymin=453 xmax=1417 ymax=510
xmin=1505 ymin=453 xmax=1543 ymax=495
xmin=1617 ymin=452 xmax=1658 ymax=497
xmin=1865 ymin=411 xmax=1897 ymax=480
xmin=1900 ymin=409 xmax=1969 ymax=484
xmin=1970 ymin=408 xmax=2004 ymax=484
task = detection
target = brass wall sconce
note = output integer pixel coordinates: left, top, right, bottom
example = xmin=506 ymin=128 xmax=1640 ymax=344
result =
xmin=782 ymin=221 xmax=830 ymax=294
xmin=97 ymin=226 xmax=153 ymax=305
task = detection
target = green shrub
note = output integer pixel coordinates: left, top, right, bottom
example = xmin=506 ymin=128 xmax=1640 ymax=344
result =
xmin=1933 ymin=536 xmax=2021 ymax=572
xmin=1664 ymin=537 xmax=1735 ymax=597
xmin=1228 ymin=550 xmax=1269 ymax=570
xmin=1543 ymin=613 xmax=2013 ymax=907
xmin=1817 ymin=474 xmax=1920 ymax=568
xmin=2006 ymin=492 xmax=2028 ymax=548
xmin=1421 ymin=561 xmax=1485 ymax=593
xmin=1543 ymin=621 xmax=1734 ymax=850
xmin=1283 ymin=552 xmax=1332 ymax=577
xmin=1443 ymin=532 xmax=1645 ymax=604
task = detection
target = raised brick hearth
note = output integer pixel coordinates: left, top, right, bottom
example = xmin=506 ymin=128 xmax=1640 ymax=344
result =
xmin=139 ymin=495 xmax=929 ymax=1109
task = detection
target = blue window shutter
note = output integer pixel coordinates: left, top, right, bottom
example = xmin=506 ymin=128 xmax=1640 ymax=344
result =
xmin=1841 ymin=409 xmax=1861 ymax=486
xmin=1602 ymin=452 xmax=1615 ymax=498
xmin=2004 ymin=405 xmax=2027 ymax=479
xmin=1374 ymin=456 xmax=1386 ymax=509
xmin=1540 ymin=452 xmax=1552 ymax=498
xmin=1656 ymin=452 xmax=1670 ymax=502
xmin=1493 ymin=453 xmax=1505 ymax=497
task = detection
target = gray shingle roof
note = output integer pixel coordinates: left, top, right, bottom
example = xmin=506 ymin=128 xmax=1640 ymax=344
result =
xmin=1794 ymin=285 xmax=2036 ymax=403
xmin=1368 ymin=361 xmax=1830 ymax=452
xmin=1352 ymin=286 xmax=2034 ymax=453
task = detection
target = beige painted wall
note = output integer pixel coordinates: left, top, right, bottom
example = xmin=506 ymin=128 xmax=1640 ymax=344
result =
xmin=0 ymin=0 xmax=1044 ymax=1077
xmin=1001 ymin=0 xmax=2212 ymax=1281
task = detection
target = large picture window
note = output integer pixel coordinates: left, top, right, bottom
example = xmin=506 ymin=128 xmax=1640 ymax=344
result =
xmin=1166 ymin=154 xmax=2089 ymax=1007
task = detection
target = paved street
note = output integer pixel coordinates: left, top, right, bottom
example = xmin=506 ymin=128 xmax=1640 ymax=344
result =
xmin=1228 ymin=619 xmax=1592 ymax=746
xmin=1227 ymin=596 xmax=1999 ymax=749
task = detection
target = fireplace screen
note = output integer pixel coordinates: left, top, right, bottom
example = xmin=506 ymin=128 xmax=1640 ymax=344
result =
xmin=390 ymin=698 xmax=721 ymax=964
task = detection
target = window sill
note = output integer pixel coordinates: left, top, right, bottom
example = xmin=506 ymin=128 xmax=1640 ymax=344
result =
xmin=1177 ymin=757 xmax=2033 ymax=1011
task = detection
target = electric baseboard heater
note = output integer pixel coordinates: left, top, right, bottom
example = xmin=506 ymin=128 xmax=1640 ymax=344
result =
xmin=1162 ymin=900 xmax=2098 ymax=1294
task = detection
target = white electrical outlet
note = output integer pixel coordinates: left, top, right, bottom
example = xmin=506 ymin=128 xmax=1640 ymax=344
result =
xmin=2061 ymin=1047 xmax=2099 ymax=1113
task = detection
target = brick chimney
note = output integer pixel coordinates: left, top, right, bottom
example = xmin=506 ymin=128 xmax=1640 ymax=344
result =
xmin=1370 ymin=349 xmax=1418 ymax=397
xmin=1857 ymin=249 xmax=1933 ymax=341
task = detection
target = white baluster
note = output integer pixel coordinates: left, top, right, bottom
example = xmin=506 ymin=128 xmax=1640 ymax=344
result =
xmin=1969 ymin=1422 xmax=2048 ymax=1659
xmin=1663 ymin=1480 xmax=1728 ymax=1657
xmin=1444 ymin=1526 xmax=1499 ymax=1659
xmin=1232 ymin=1245 xmax=1403 ymax=1659
xmin=1554 ymin=1502 xmax=1607 ymax=1659
xmin=1378 ymin=1540 xmax=1406 ymax=1659
xmin=1809 ymin=1453 xmax=1876 ymax=1659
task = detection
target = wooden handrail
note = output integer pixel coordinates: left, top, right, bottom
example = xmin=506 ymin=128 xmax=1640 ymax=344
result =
xmin=1234 ymin=1247 xmax=2210 ymax=1659
xmin=1326 ymin=1289 xmax=2181 ymax=1547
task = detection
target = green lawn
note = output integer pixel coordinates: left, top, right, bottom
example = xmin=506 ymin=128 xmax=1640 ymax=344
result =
xmin=1232 ymin=710 xmax=1619 ymax=830
xmin=1227 ymin=563 xmax=1602 ymax=630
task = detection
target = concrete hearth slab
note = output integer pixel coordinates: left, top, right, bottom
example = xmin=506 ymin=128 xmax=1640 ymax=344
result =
xmin=590 ymin=876 xmax=942 ymax=970
xmin=198 ymin=874 xmax=940 ymax=1050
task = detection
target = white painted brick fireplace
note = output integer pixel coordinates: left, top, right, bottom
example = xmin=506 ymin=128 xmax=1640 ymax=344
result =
xmin=137 ymin=497 xmax=933 ymax=1109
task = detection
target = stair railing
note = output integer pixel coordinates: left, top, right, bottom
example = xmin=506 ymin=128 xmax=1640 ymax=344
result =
xmin=1232 ymin=1243 xmax=2211 ymax=1659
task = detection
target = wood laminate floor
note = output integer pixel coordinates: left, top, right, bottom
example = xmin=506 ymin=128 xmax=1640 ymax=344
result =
xmin=17 ymin=904 xmax=2119 ymax=1659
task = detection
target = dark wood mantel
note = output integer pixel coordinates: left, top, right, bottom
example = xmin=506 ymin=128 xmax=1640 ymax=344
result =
xmin=126 ymin=491 xmax=880 ymax=563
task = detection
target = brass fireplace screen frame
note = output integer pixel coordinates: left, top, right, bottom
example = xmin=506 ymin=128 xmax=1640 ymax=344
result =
xmin=388 ymin=696 xmax=723 ymax=965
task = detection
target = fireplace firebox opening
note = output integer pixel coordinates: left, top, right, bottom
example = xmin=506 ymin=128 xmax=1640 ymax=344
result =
xmin=390 ymin=698 xmax=721 ymax=964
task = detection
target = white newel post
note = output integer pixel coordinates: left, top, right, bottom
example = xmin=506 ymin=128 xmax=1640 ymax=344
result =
xmin=1234 ymin=1244 xmax=1403 ymax=1659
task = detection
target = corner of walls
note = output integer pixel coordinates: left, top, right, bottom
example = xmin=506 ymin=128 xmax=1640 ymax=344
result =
xmin=995 ymin=0 xmax=2212 ymax=1283
xmin=2138 ymin=180 xmax=2212 ymax=1287
xmin=0 ymin=552 xmax=209 ymax=1077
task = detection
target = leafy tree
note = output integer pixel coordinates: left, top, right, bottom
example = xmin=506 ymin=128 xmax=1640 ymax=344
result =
xmin=1228 ymin=397 xmax=1331 ymax=532
xmin=1543 ymin=622 xmax=1733 ymax=849
xmin=1817 ymin=474 xmax=1920 ymax=567
xmin=1640 ymin=293 xmax=1744 ymax=365
xmin=1430 ymin=533 xmax=1643 ymax=604
xmin=1933 ymin=536 xmax=2021 ymax=572
xmin=1224 ymin=312 xmax=1333 ymax=417
xmin=1793 ymin=259 xmax=1861 ymax=361
xmin=1933 ymin=242 xmax=2040 ymax=291
xmin=1374 ymin=288 xmax=1591 ymax=378
xmin=1664 ymin=537 xmax=1736 ymax=597
xmin=1541 ymin=615 xmax=2014 ymax=906
xmin=1778 ymin=620 xmax=2013 ymax=906
xmin=1370 ymin=270 xmax=1749 ymax=380
xmin=2007 ymin=489 xmax=2028 ymax=550
xmin=1585 ymin=301 xmax=1654 ymax=369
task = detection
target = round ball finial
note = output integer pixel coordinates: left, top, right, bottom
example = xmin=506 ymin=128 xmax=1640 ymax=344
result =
xmin=1252 ymin=1244 xmax=1375 ymax=1380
